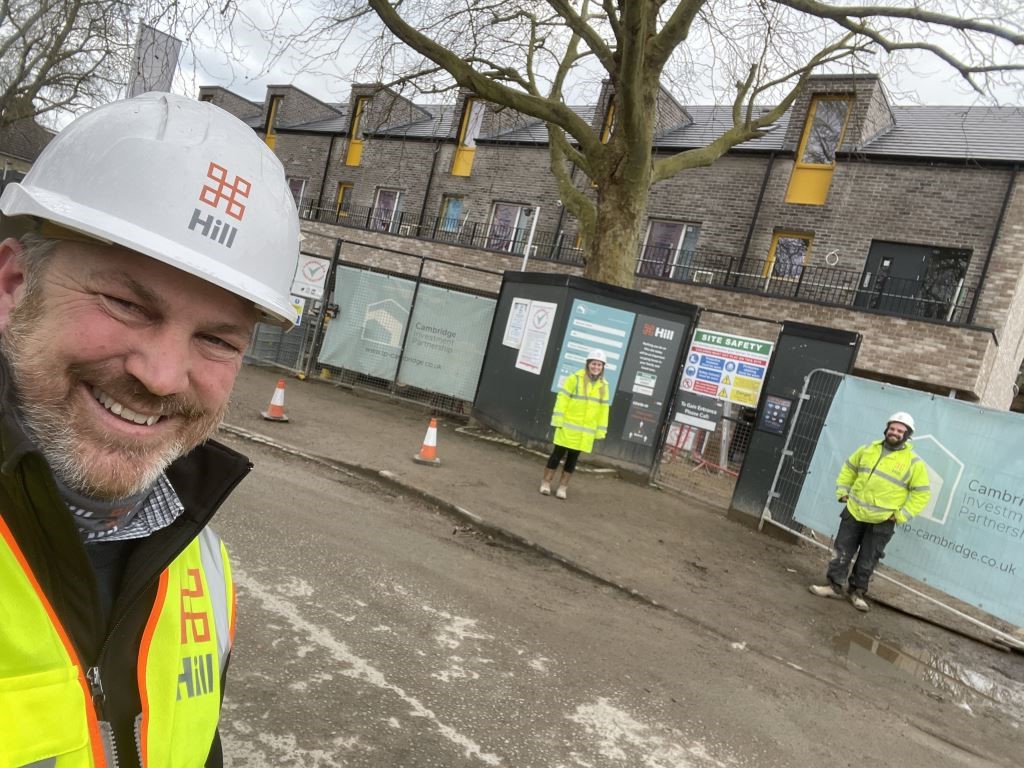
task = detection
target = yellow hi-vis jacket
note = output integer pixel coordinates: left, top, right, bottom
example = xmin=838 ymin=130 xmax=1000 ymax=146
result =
xmin=0 ymin=518 xmax=235 ymax=767
xmin=551 ymin=369 xmax=610 ymax=453
xmin=835 ymin=439 xmax=931 ymax=525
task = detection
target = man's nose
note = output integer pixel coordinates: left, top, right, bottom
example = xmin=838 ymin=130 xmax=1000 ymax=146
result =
xmin=123 ymin=329 xmax=191 ymax=397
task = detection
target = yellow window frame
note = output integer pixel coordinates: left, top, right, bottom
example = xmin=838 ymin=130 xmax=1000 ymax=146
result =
xmin=600 ymin=102 xmax=616 ymax=144
xmin=764 ymin=231 xmax=813 ymax=280
xmin=264 ymin=95 xmax=282 ymax=150
xmin=345 ymin=96 xmax=370 ymax=166
xmin=335 ymin=183 xmax=353 ymax=218
xmin=452 ymin=97 xmax=483 ymax=176
xmin=785 ymin=95 xmax=853 ymax=205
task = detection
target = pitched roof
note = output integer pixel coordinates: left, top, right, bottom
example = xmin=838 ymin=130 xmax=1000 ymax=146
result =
xmin=0 ymin=117 xmax=55 ymax=163
xmin=861 ymin=106 xmax=1024 ymax=162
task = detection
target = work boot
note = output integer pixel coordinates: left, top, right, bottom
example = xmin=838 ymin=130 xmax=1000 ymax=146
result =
xmin=849 ymin=590 xmax=870 ymax=612
xmin=808 ymin=583 xmax=843 ymax=599
xmin=539 ymin=468 xmax=556 ymax=496
xmin=555 ymin=473 xmax=571 ymax=500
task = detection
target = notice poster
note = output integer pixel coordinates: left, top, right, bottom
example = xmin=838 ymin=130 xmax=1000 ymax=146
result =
xmin=502 ymin=297 xmax=532 ymax=348
xmin=618 ymin=315 xmax=688 ymax=445
xmin=515 ymin=301 xmax=557 ymax=374
xmin=678 ymin=329 xmax=773 ymax=406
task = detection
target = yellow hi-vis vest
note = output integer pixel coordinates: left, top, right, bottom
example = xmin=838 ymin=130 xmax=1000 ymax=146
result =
xmin=0 ymin=516 xmax=235 ymax=767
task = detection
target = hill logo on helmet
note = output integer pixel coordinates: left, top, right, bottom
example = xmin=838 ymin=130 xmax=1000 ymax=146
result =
xmin=187 ymin=162 xmax=251 ymax=248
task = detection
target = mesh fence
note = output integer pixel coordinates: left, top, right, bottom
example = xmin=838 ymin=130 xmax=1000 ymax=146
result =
xmin=652 ymin=405 xmax=756 ymax=506
xmin=245 ymin=242 xmax=502 ymax=417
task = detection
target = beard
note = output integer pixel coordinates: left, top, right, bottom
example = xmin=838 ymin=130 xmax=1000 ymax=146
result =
xmin=2 ymin=306 xmax=226 ymax=500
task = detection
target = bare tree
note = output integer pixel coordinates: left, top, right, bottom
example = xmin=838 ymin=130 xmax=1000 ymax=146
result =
xmin=0 ymin=0 xmax=239 ymax=128
xmin=272 ymin=0 xmax=1024 ymax=287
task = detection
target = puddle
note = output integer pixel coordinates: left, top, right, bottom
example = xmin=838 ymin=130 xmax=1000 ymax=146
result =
xmin=833 ymin=629 xmax=1024 ymax=724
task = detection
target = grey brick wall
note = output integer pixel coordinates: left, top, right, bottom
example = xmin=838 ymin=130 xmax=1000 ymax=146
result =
xmin=264 ymin=85 xmax=339 ymax=129
xmin=197 ymin=86 xmax=261 ymax=120
xmin=351 ymin=84 xmax=432 ymax=134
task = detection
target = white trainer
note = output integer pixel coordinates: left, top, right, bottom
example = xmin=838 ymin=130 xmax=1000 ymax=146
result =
xmin=849 ymin=592 xmax=870 ymax=612
xmin=809 ymin=584 xmax=843 ymax=598
xmin=555 ymin=485 xmax=567 ymax=500
xmin=539 ymin=481 xmax=551 ymax=496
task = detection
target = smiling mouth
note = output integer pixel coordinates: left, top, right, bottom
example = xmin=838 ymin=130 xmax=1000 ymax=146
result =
xmin=91 ymin=386 xmax=162 ymax=426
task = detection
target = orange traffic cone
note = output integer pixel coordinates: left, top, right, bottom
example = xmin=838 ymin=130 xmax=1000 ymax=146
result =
xmin=261 ymin=378 xmax=289 ymax=422
xmin=413 ymin=417 xmax=441 ymax=466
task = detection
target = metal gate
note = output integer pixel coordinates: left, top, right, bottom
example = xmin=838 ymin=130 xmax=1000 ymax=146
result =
xmin=652 ymin=403 xmax=756 ymax=507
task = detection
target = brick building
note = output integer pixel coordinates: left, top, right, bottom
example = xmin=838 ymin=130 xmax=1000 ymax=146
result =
xmin=198 ymin=75 xmax=1024 ymax=409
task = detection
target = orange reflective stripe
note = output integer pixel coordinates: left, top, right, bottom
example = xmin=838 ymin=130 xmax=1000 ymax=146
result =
xmin=136 ymin=569 xmax=170 ymax=767
xmin=0 ymin=515 xmax=106 ymax=767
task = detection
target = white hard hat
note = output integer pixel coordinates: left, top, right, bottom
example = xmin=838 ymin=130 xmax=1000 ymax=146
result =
xmin=0 ymin=92 xmax=300 ymax=327
xmin=887 ymin=411 xmax=915 ymax=432
xmin=586 ymin=349 xmax=608 ymax=364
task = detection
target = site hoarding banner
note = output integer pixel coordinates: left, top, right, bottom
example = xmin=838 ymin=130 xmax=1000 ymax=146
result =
xmin=793 ymin=377 xmax=1024 ymax=627
xmin=319 ymin=267 xmax=413 ymax=380
xmin=398 ymin=284 xmax=496 ymax=401
xmin=317 ymin=266 xmax=495 ymax=400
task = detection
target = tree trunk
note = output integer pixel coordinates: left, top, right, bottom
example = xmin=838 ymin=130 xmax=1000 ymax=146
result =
xmin=584 ymin=172 xmax=652 ymax=288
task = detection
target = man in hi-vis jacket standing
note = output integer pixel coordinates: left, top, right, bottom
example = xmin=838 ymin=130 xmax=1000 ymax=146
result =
xmin=0 ymin=93 xmax=299 ymax=766
xmin=809 ymin=412 xmax=931 ymax=612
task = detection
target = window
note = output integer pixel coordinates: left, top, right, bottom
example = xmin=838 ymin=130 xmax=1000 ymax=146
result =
xmin=264 ymin=95 xmax=282 ymax=150
xmin=785 ymin=95 xmax=853 ymax=205
xmin=371 ymin=188 xmax=403 ymax=232
xmin=486 ymin=203 xmax=536 ymax=254
xmin=335 ymin=183 xmax=353 ymax=218
xmin=765 ymin=232 xmax=812 ymax=280
xmin=199 ymin=93 xmax=214 ymax=103
xmin=287 ymin=178 xmax=306 ymax=208
xmin=438 ymin=195 xmax=465 ymax=234
xmin=800 ymin=98 xmax=851 ymax=165
xmin=638 ymin=220 xmax=701 ymax=280
xmin=451 ymin=98 xmax=487 ymax=176
xmin=345 ymin=96 xmax=370 ymax=166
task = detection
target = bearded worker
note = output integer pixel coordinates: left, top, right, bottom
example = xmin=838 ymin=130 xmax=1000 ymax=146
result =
xmin=0 ymin=93 xmax=299 ymax=766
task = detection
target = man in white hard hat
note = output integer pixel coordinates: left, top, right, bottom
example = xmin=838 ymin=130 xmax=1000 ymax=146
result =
xmin=0 ymin=93 xmax=299 ymax=765
xmin=809 ymin=412 xmax=931 ymax=611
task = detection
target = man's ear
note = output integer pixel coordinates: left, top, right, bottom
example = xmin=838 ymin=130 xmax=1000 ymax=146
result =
xmin=0 ymin=237 xmax=26 ymax=332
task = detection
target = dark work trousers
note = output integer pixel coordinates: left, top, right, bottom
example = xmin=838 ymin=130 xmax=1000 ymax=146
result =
xmin=546 ymin=445 xmax=581 ymax=474
xmin=827 ymin=507 xmax=896 ymax=594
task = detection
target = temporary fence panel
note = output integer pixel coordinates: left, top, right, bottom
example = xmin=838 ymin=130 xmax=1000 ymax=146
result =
xmin=245 ymin=241 xmax=502 ymax=416
xmin=763 ymin=370 xmax=1024 ymax=644
xmin=653 ymin=402 xmax=756 ymax=506
xmin=396 ymin=283 xmax=496 ymax=401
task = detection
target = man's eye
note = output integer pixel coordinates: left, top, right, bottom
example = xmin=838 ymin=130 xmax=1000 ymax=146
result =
xmin=201 ymin=335 xmax=241 ymax=354
xmin=102 ymin=295 xmax=143 ymax=314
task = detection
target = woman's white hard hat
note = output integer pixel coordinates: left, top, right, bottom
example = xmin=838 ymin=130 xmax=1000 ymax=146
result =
xmin=0 ymin=92 xmax=301 ymax=327
xmin=586 ymin=349 xmax=608 ymax=364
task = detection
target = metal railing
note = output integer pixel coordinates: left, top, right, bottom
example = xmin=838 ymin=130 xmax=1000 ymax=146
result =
xmin=299 ymin=200 xmax=586 ymax=266
xmin=296 ymin=196 xmax=976 ymax=327
xmin=636 ymin=249 xmax=977 ymax=325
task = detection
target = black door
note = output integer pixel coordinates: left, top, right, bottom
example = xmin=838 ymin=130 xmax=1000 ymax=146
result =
xmin=854 ymin=242 xmax=930 ymax=316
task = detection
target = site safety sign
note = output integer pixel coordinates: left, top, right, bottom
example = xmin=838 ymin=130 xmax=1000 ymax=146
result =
xmin=679 ymin=329 xmax=773 ymax=407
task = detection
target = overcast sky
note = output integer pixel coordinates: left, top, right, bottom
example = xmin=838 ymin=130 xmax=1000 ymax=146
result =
xmin=170 ymin=7 xmax=1021 ymax=110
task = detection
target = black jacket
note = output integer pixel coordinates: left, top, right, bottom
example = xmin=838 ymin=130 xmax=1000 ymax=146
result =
xmin=0 ymin=370 xmax=251 ymax=766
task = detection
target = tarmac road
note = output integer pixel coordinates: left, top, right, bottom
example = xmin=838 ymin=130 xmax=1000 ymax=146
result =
xmin=214 ymin=431 xmax=1022 ymax=767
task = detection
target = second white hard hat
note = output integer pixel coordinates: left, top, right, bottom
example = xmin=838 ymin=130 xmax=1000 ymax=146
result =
xmin=0 ymin=92 xmax=301 ymax=327
xmin=887 ymin=411 xmax=916 ymax=432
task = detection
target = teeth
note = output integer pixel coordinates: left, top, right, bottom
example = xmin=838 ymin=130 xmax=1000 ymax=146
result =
xmin=91 ymin=386 xmax=161 ymax=426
